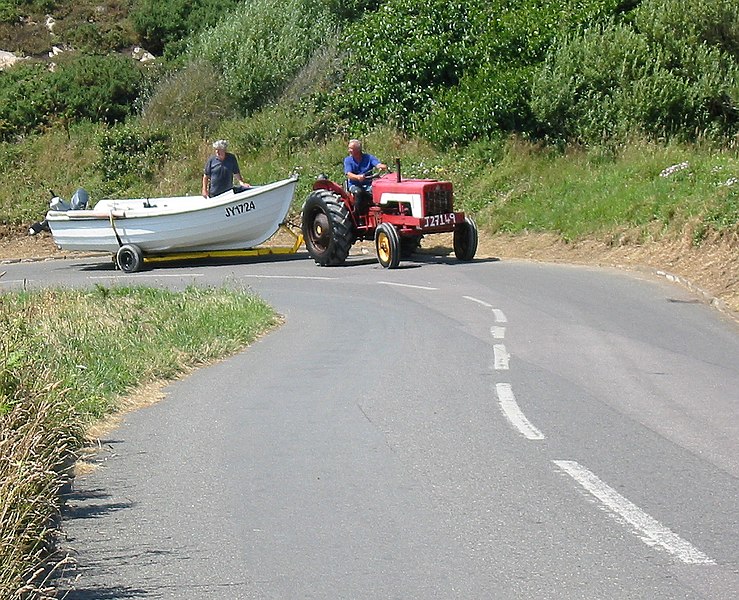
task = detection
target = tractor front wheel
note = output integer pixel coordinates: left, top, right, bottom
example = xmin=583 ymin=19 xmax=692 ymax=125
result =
xmin=453 ymin=216 xmax=478 ymax=261
xmin=375 ymin=223 xmax=401 ymax=269
xmin=302 ymin=190 xmax=354 ymax=266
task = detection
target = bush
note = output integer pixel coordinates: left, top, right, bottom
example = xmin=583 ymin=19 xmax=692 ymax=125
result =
xmin=0 ymin=62 xmax=53 ymax=140
xmin=634 ymin=0 xmax=739 ymax=59
xmin=333 ymin=0 xmax=476 ymax=130
xmin=0 ymin=54 xmax=143 ymax=140
xmin=189 ymin=0 xmax=338 ymax=114
xmin=531 ymin=2 xmax=739 ymax=146
xmin=130 ymin=0 xmax=243 ymax=57
xmin=49 ymin=55 xmax=143 ymax=124
xmin=332 ymin=0 xmax=626 ymax=142
xmin=96 ymin=123 xmax=170 ymax=196
xmin=418 ymin=65 xmax=534 ymax=147
xmin=140 ymin=61 xmax=236 ymax=137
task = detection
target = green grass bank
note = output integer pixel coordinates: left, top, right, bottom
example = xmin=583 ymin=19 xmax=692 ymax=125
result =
xmin=0 ymin=285 xmax=278 ymax=597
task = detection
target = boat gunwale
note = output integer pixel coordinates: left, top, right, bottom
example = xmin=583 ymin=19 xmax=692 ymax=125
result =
xmin=46 ymin=175 xmax=298 ymax=222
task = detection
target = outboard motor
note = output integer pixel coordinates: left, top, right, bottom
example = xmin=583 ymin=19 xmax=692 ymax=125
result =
xmin=70 ymin=188 xmax=89 ymax=210
xmin=31 ymin=188 xmax=90 ymax=235
xmin=49 ymin=191 xmax=70 ymax=211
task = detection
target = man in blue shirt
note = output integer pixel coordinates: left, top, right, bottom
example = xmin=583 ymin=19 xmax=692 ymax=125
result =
xmin=202 ymin=140 xmax=250 ymax=197
xmin=343 ymin=139 xmax=387 ymax=214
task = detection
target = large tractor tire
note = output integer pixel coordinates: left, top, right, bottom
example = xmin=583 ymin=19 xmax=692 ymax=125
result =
xmin=375 ymin=223 xmax=401 ymax=269
xmin=302 ymin=189 xmax=355 ymax=266
xmin=453 ymin=216 xmax=478 ymax=261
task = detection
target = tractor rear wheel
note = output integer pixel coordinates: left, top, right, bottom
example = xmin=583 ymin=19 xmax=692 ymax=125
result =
xmin=375 ymin=223 xmax=401 ymax=269
xmin=302 ymin=190 xmax=354 ymax=266
xmin=453 ymin=216 xmax=478 ymax=261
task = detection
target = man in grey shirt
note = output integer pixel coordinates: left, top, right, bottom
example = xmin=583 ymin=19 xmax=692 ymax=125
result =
xmin=202 ymin=139 xmax=250 ymax=197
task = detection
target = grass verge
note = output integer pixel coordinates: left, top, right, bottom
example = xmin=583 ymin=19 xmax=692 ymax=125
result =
xmin=0 ymin=284 xmax=278 ymax=598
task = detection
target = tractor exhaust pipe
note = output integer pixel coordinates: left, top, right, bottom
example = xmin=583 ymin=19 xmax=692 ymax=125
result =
xmin=395 ymin=158 xmax=401 ymax=183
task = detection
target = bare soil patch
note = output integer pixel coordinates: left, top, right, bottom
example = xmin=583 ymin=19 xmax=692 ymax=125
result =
xmin=2 ymin=224 xmax=738 ymax=319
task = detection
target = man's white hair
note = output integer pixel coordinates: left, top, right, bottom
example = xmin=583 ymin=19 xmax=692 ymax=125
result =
xmin=212 ymin=139 xmax=228 ymax=150
xmin=349 ymin=139 xmax=362 ymax=150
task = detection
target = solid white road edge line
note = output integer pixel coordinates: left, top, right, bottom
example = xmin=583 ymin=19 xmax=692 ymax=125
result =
xmin=496 ymin=383 xmax=545 ymax=440
xmin=246 ymin=275 xmax=334 ymax=280
xmin=91 ymin=273 xmax=204 ymax=279
xmin=493 ymin=344 xmax=510 ymax=370
xmin=553 ymin=460 xmax=715 ymax=565
xmin=378 ymin=281 xmax=438 ymax=290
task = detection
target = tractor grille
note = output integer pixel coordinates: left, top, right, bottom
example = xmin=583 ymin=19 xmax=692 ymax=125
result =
xmin=424 ymin=187 xmax=453 ymax=216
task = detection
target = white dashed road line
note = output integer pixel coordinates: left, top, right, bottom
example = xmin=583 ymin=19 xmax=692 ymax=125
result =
xmin=491 ymin=325 xmax=506 ymax=339
xmin=492 ymin=308 xmax=507 ymax=323
xmin=463 ymin=295 xmax=493 ymax=308
xmin=553 ymin=460 xmax=715 ymax=565
xmin=493 ymin=344 xmax=510 ymax=370
xmin=496 ymin=383 xmax=546 ymax=440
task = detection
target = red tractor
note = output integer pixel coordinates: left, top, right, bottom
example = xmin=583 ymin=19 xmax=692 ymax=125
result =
xmin=301 ymin=159 xmax=478 ymax=268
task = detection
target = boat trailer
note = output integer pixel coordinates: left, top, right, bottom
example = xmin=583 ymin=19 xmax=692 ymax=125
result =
xmin=114 ymin=223 xmax=304 ymax=273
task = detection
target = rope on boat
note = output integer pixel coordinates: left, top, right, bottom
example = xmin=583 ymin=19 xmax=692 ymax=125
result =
xmin=109 ymin=212 xmax=123 ymax=248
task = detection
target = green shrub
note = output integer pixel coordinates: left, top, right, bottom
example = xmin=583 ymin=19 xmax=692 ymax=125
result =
xmin=332 ymin=0 xmax=625 ymax=141
xmin=634 ymin=0 xmax=739 ymax=59
xmin=531 ymin=6 xmax=739 ymax=146
xmin=96 ymin=123 xmax=170 ymax=196
xmin=418 ymin=65 xmax=534 ymax=147
xmin=0 ymin=62 xmax=53 ymax=140
xmin=0 ymin=54 xmax=143 ymax=140
xmin=131 ymin=0 xmax=243 ymax=57
xmin=189 ymin=0 xmax=338 ymax=114
xmin=0 ymin=0 xmax=17 ymax=23
xmin=333 ymin=0 xmax=476 ymax=130
xmin=140 ymin=60 xmax=236 ymax=137
xmin=49 ymin=55 xmax=143 ymax=124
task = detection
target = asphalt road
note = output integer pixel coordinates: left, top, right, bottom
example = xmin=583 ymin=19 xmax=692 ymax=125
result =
xmin=2 ymin=249 xmax=738 ymax=599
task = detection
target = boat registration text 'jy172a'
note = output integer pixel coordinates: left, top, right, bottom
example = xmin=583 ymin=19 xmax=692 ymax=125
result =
xmin=225 ymin=200 xmax=256 ymax=218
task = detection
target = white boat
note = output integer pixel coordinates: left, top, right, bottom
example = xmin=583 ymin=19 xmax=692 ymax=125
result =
xmin=46 ymin=175 xmax=299 ymax=271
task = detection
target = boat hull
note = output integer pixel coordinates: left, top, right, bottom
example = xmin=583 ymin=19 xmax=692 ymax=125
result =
xmin=46 ymin=176 xmax=298 ymax=254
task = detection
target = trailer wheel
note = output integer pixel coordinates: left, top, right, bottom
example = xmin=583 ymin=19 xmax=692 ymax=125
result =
xmin=375 ymin=223 xmax=401 ymax=269
xmin=453 ymin=216 xmax=478 ymax=261
xmin=302 ymin=190 xmax=354 ymax=266
xmin=116 ymin=244 xmax=143 ymax=273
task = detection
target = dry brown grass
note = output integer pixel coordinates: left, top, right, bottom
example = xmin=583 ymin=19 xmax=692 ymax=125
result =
xmin=0 ymin=392 xmax=82 ymax=598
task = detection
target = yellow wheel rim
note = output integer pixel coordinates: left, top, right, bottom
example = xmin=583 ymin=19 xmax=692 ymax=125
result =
xmin=377 ymin=231 xmax=391 ymax=263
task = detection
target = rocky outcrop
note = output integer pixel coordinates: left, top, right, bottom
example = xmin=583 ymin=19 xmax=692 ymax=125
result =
xmin=0 ymin=50 xmax=24 ymax=70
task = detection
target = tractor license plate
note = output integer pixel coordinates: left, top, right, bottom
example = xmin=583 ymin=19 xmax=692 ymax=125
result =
xmin=422 ymin=213 xmax=456 ymax=228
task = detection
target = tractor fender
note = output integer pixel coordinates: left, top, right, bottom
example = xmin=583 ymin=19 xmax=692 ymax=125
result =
xmin=313 ymin=178 xmax=350 ymax=201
